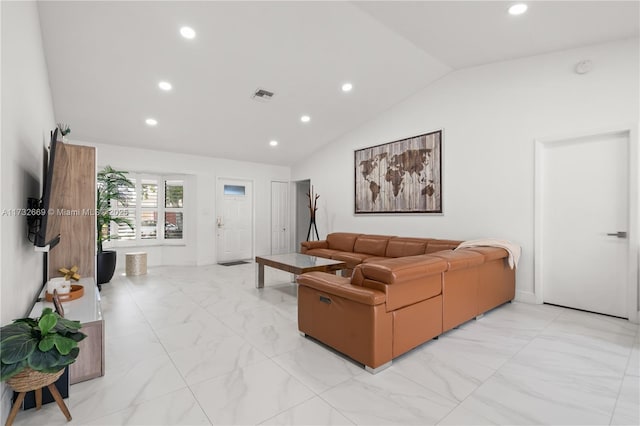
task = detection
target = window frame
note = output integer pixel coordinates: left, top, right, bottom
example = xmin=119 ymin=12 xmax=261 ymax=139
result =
xmin=107 ymin=173 xmax=186 ymax=247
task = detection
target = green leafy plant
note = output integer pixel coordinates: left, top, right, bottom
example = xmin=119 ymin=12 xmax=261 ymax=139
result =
xmin=96 ymin=165 xmax=134 ymax=253
xmin=0 ymin=308 xmax=86 ymax=381
xmin=56 ymin=123 xmax=71 ymax=136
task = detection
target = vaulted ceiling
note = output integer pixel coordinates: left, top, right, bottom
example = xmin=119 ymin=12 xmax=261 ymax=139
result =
xmin=37 ymin=1 xmax=639 ymax=166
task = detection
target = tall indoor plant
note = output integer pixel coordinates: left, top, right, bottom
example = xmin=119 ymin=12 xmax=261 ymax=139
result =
xmin=96 ymin=165 xmax=134 ymax=285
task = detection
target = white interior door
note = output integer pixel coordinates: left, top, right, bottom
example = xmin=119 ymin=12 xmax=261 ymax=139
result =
xmin=271 ymin=181 xmax=290 ymax=254
xmin=541 ymin=131 xmax=629 ymax=318
xmin=216 ymin=178 xmax=252 ymax=263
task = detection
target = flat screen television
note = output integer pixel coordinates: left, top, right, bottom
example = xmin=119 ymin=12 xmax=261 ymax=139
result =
xmin=34 ymin=129 xmax=69 ymax=250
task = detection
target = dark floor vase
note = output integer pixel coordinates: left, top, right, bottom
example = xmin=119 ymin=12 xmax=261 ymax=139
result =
xmin=97 ymin=250 xmax=117 ymax=284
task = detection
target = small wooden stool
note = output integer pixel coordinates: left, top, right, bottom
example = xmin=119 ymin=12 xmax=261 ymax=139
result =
xmin=5 ymin=368 xmax=71 ymax=426
xmin=126 ymin=252 xmax=147 ymax=276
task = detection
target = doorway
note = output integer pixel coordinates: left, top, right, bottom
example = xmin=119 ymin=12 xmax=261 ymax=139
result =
xmin=271 ymin=181 xmax=290 ymax=254
xmin=216 ymin=178 xmax=253 ymax=263
xmin=294 ymin=180 xmax=311 ymax=253
xmin=535 ymin=130 xmax=635 ymax=319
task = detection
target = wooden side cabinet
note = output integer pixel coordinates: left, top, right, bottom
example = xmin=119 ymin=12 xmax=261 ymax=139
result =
xmin=69 ymin=319 xmax=104 ymax=384
xmin=30 ymin=279 xmax=104 ymax=385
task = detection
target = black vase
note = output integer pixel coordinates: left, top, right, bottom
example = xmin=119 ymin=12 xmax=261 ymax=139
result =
xmin=97 ymin=250 xmax=117 ymax=284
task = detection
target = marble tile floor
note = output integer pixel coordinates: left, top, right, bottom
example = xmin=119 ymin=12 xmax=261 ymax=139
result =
xmin=12 ymin=264 xmax=639 ymax=426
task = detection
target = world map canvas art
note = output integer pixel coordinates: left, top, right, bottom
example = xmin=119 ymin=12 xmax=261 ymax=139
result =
xmin=355 ymin=130 xmax=442 ymax=214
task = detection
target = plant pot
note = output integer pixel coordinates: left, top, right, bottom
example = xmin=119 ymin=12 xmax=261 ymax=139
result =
xmin=97 ymin=250 xmax=117 ymax=284
xmin=6 ymin=368 xmax=64 ymax=392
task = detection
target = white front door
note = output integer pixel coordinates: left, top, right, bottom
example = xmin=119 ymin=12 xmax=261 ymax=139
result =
xmin=540 ymin=131 xmax=629 ymax=318
xmin=271 ymin=181 xmax=290 ymax=254
xmin=216 ymin=178 xmax=252 ymax=263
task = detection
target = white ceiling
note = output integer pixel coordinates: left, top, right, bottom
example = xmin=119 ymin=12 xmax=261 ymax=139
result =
xmin=37 ymin=1 xmax=639 ymax=166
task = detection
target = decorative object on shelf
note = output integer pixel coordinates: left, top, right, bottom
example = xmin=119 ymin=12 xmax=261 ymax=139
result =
xmin=56 ymin=123 xmax=71 ymax=142
xmin=354 ymin=129 xmax=442 ymax=214
xmin=58 ymin=265 xmax=80 ymax=281
xmin=45 ymin=285 xmax=84 ymax=303
xmin=96 ymin=165 xmax=134 ymax=285
xmin=306 ymin=185 xmax=320 ymax=241
xmin=47 ymin=277 xmax=70 ymax=295
xmin=1 ymin=307 xmax=85 ymax=425
xmin=52 ymin=289 xmax=65 ymax=317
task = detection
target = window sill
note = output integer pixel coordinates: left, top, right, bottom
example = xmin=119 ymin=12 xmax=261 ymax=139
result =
xmin=104 ymin=240 xmax=187 ymax=249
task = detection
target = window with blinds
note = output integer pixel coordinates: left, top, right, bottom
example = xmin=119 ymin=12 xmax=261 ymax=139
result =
xmin=165 ymin=180 xmax=183 ymax=239
xmin=112 ymin=178 xmax=136 ymax=240
xmin=109 ymin=174 xmax=185 ymax=244
xmin=141 ymin=179 xmax=158 ymax=239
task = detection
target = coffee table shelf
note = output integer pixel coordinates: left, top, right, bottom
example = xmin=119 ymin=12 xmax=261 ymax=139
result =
xmin=255 ymin=253 xmax=346 ymax=288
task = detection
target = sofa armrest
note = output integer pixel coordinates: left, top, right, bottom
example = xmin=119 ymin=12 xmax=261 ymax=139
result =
xmin=357 ymin=256 xmax=447 ymax=311
xmin=300 ymin=240 xmax=328 ymax=253
xmin=297 ymin=272 xmax=386 ymax=306
xmin=359 ymin=255 xmax=447 ymax=284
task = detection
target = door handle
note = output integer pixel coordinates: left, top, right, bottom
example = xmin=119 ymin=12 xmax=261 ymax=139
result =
xmin=606 ymin=231 xmax=627 ymax=238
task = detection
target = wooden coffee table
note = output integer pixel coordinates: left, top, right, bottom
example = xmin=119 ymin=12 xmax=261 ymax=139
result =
xmin=255 ymin=253 xmax=346 ymax=288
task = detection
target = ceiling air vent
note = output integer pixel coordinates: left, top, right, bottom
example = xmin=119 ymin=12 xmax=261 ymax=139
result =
xmin=251 ymin=88 xmax=275 ymax=102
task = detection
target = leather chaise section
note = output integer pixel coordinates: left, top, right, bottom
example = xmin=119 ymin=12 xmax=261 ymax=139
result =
xmin=296 ymin=232 xmax=516 ymax=372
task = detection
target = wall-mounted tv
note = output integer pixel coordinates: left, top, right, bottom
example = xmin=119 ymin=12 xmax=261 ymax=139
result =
xmin=34 ymin=129 xmax=69 ymax=250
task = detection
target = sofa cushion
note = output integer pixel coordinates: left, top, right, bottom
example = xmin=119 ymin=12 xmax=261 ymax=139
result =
xmin=305 ymin=248 xmax=343 ymax=259
xmin=464 ymin=246 xmax=509 ymax=262
xmin=426 ymin=239 xmax=463 ymax=253
xmin=362 ymin=256 xmax=391 ymax=264
xmin=353 ymin=235 xmax=392 ymax=256
xmin=331 ymin=252 xmax=373 ymax=269
xmin=360 ymin=255 xmax=447 ymax=284
xmin=429 ymin=250 xmax=484 ymax=271
xmin=385 ymin=237 xmax=429 ymax=257
xmin=326 ymin=233 xmax=361 ymax=252
xmin=300 ymin=240 xmax=328 ymax=253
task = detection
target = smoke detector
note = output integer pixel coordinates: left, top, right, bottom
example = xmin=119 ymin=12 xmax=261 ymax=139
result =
xmin=251 ymin=88 xmax=275 ymax=102
xmin=575 ymin=60 xmax=593 ymax=75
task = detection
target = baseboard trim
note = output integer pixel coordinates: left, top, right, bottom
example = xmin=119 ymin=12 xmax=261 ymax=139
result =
xmin=515 ymin=290 xmax=538 ymax=304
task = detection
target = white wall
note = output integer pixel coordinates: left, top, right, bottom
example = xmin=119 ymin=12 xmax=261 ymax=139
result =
xmin=77 ymin=142 xmax=290 ymax=270
xmin=1 ymin=1 xmax=56 ymax=421
xmin=291 ymin=38 xmax=640 ymax=301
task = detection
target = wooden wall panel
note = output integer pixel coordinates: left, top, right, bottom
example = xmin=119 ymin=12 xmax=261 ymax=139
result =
xmin=49 ymin=144 xmax=96 ymax=280
xmin=43 ymin=140 xmax=69 ymax=247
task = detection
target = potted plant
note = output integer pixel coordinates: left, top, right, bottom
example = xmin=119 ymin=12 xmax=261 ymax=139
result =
xmin=96 ymin=165 xmax=134 ymax=285
xmin=56 ymin=122 xmax=71 ymax=142
xmin=1 ymin=307 xmax=86 ymax=384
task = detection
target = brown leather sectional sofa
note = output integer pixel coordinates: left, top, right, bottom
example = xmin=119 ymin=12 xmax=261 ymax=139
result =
xmin=297 ymin=232 xmax=515 ymax=373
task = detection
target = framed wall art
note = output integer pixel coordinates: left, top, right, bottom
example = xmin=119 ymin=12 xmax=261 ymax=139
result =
xmin=354 ymin=130 xmax=442 ymax=214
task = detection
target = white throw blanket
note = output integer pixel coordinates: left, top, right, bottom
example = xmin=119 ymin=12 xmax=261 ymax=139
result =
xmin=455 ymin=239 xmax=521 ymax=269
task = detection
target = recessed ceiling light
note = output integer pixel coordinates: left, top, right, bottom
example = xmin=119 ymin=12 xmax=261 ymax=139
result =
xmin=508 ymin=3 xmax=528 ymax=15
xmin=341 ymin=82 xmax=353 ymax=92
xmin=300 ymin=115 xmax=311 ymax=123
xmin=180 ymin=26 xmax=196 ymax=39
xmin=269 ymin=140 xmax=278 ymax=147
xmin=145 ymin=118 xmax=158 ymax=126
xmin=158 ymin=81 xmax=172 ymax=91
